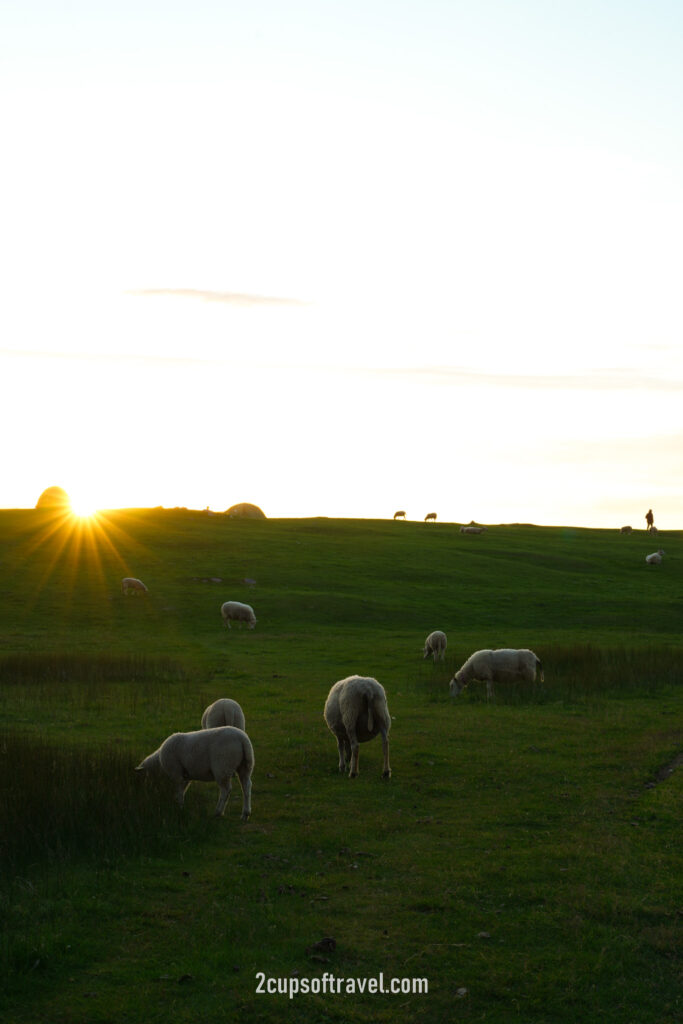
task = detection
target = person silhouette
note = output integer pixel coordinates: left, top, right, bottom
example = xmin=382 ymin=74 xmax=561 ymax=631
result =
xmin=645 ymin=509 xmax=654 ymax=531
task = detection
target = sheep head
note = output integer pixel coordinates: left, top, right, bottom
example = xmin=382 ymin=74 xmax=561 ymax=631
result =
xmin=449 ymin=673 xmax=466 ymax=697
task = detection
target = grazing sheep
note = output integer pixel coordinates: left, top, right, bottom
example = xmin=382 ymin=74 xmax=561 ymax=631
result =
xmin=135 ymin=726 xmax=254 ymax=819
xmin=122 ymin=577 xmax=148 ymax=596
xmin=393 ymin=510 xmax=406 ymax=520
xmin=645 ymin=549 xmax=665 ymax=565
xmin=460 ymin=525 xmax=484 ymax=534
xmin=324 ymin=675 xmax=391 ymax=779
xmin=650 ymin=525 xmax=659 ymax=535
xmin=201 ymin=698 xmax=246 ymax=731
xmin=220 ymin=600 xmax=256 ymax=629
xmin=450 ymin=648 xmax=544 ymax=699
xmin=620 ymin=525 xmax=633 ymax=534
xmin=423 ymin=630 xmax=447 ymax=662
xmin=424 ymin=512 xmax=437 ymax=522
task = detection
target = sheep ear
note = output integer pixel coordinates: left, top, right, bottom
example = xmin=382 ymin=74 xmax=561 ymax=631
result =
xmin=134 ymin=764 xmax=145 ymax=772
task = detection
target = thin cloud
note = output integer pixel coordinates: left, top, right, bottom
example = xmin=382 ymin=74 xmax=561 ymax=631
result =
xmin=549 ymin=431 xmax=683 ymax=464
xmin=361 ymin=366 xmax=683 ymax=392
xmin=128 ymin=288 xmax=308 ymax=307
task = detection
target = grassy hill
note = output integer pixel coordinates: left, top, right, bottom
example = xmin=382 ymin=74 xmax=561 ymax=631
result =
xmin=0 ymin=509 xmax=681 ymax=1023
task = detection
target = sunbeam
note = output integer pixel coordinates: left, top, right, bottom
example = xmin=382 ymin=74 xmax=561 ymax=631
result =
xmin=10 ymin=508 xmax=156 ymax=618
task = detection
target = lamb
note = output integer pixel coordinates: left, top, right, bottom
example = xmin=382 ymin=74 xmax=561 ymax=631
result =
xmin=201 ymin=697 xmax=246 ymax=731
xmin=122 ymin=577 xmax=148 ymax=595
xmin=135 ymin=726 xmax=254 ymax=819
xmin=620 ymin=525 xmax=633 ymax=534
xmin=645 ymin=549 xmax=665 ymax=565
xmin=393 ymin=510 xmax=406 ymax=520
xmin=424 ymin=512 xmax=437 ymax=522
xmin=220 ymin=600 xmax=256 ymax=629
xmin=323 ymin=675 xmax=391 ymax=778
xmin=450 ymin=648 xmax=544 ymax=699
xmin=423 ymin=630 xmax=447 ymax=662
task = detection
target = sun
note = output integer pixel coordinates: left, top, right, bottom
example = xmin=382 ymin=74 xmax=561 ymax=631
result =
xmin=69 ymin=496 xmax=99 ymax=519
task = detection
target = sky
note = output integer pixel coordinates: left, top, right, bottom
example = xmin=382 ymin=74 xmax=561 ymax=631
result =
xmin=2 ymin=0 xmax=682 ymax=527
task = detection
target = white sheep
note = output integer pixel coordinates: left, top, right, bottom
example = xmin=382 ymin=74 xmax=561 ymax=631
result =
xmin=620 ymin=525 xmax=633 ymax=534
xmin=201 ymin=697 xmax=246 ymax=731
xmin=423 ymin=630 xmax=447 ymax=662
xmin=645 ymin=549 xmax=665 ymax=565
xmin=220 ymin=600 xmax=256 ymax=629
xmin=460 ymin=525 xmax=484 ymax=534
xmin=393 ymin=510 xmax=406 ymax=520
xmin=135 ymin=726 xmax=254 ymax=819
xmin=323 ymin=675 xmax=391 ymax=778
xmin=424 ymin=512 xmax=437 ymax=522
xmin=122 ymin=577 xmax=148 ymax=595
xmin=450 ymin=648 xmax=544 ymax=699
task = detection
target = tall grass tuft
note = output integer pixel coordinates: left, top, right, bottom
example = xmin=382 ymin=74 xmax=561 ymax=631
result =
xmin=541 ymin=644 xmax=681 ymax=700
xmin=0 ymin=732 xmax=209 ymax=880
xmin=0 ymin=652 xmax=187 ymax=686
xmin=415 ymin=644 xmax=682 ymax=704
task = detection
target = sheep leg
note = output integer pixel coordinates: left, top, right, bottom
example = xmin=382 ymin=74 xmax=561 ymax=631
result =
xmin=380 ymin=729 xmax=391 ymax=779
xmin=175 ymin=781 xmax=190 ymax=808
xmin=485 ymin=680 xmax=493 ymax=700
xmin=215 ymin=776 xmax=232 ymax=816
xmin=335 ymin=736 xmax=347 ymax=773
xmin=236 ymin=766 xmax=252 ymax=821
xmin=347 ymin=728 xmax=360 ymax=778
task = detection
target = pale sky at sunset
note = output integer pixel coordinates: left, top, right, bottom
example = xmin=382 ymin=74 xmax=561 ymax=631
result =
xmin=2 ymin=1 xmax=682 ymax=527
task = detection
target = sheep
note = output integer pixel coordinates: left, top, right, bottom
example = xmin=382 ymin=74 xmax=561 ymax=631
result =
xmin=393 ymin=510 xmax=406 ymax=520
xmin=424 ymin=512 xmax=437 ymax=522
xmin=323 ymin=675 xmax=391 ymax=779
xmin=645 ymin=549 xmax=665 ymax=565
xmin=201 ymin=697 xmax=246 ymax=731
xmin=135 ymin=726 xmax=254 ymax=819
xmin=449 ymin=648 xmax=544 ymax=699
xmin=460 ymin=525 xmax=484 ymax=534
xmin=620 ymin=525 xmax=633 ymax=534
xmin=122 ymin=577 xmax=148 ymax=596
xmin=650 ymin=525 xmax=659 ymax=535
xmin=220 ymin=600 xmax=256 ymax=629
xmin=423 ymin=630 xmax=447 ymax=662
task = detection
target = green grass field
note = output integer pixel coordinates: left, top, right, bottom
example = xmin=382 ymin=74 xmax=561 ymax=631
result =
xmin=1 ymin=508 xmax=681 ymax=1023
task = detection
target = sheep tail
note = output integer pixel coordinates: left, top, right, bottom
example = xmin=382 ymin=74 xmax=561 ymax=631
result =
xmin=366 ymin=699 xmax=375 ymax=733
xmin=537 ymin=658 xmax=544 ymax=683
